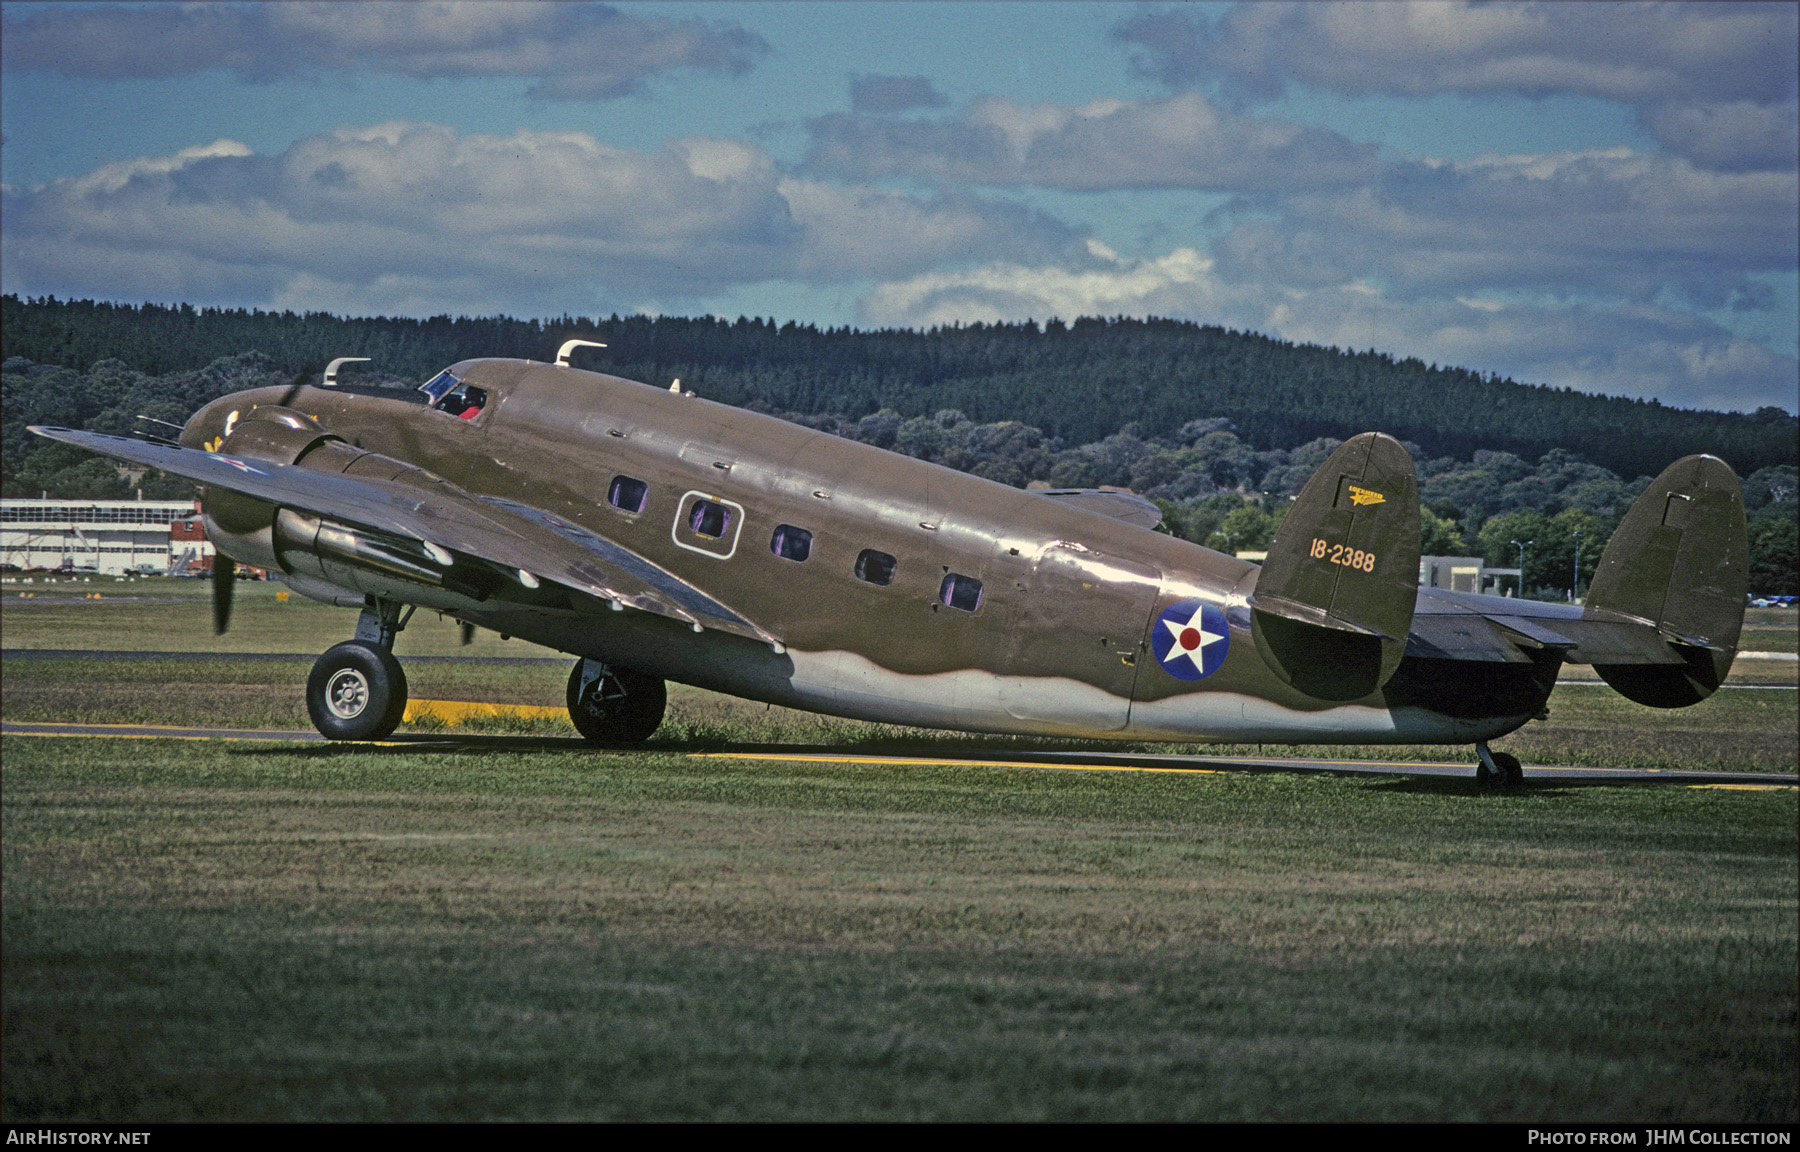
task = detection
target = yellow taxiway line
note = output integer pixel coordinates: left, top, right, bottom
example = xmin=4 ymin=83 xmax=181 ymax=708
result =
xmin=404 ymin=698 xmax=566 ymax=723
xmin=687 ymin=751 xmax=1220 ymax=775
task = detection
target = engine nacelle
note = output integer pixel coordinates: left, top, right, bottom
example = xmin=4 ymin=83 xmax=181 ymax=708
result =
xmin=200 ymin=407 xmax=344 ymax=572
xmin=273 ymin=508 xmax=495 ymax=604
xmin=200 ymin=405 xmax=496 ymax=605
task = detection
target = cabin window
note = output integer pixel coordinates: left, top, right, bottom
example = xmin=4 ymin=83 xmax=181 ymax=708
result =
xmin=671 ymin=491 xmax=744 ymax=559
xmin=855 ymin=549 xmax=897 ymax=586
xmin=608 ymin=475 xmax=649 ymax=514
xmin=940 ymin=572 xmax=983 ymax=612
xmin=770 ymin=525 xmax=813 ymax=562
xmin=688 ymin=499 xmax=733 ymax=539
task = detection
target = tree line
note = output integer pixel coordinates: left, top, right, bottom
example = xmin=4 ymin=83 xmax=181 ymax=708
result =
xmin=5 ymin=294 xmax=1794 ymax=480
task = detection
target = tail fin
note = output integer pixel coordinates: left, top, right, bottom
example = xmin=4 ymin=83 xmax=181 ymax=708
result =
xmin=1586 ymin=455 xmax=1747 ymax=706
xmin=1250 ymin=433 xmax=1421 ymax=700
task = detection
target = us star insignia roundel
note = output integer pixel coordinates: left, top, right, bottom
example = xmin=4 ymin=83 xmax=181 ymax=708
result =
xmin=1152 ymin=599 xmax=1230 ymax=681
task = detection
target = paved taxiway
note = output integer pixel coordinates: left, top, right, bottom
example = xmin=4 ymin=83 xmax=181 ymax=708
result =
xmin=5 ymin=720 xmax=1793 ymax=788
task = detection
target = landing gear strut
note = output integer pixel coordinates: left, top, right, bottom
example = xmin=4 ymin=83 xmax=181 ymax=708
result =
xmin=567 ymin=658 xmax=666 ymax=744
xmin=306 ymin=600 xmax=412 ymax=741
xmin=1475 ymin=741 xmax=1524 ymax=788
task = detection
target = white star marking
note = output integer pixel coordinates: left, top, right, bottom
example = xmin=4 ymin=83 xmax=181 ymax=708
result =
xmin=1161 ymin=602 xmax=1225 ymax=674
xmin=207 ymin=453 xmax=266 ymax=475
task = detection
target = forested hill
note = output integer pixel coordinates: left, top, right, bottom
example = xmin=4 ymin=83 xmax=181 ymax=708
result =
xmin=4 ymin=295 xmax=1793 ymax=478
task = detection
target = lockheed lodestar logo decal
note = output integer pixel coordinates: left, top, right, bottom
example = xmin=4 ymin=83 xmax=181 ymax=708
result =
xmin=1152 ymin=599 xmax=1229 ymax=681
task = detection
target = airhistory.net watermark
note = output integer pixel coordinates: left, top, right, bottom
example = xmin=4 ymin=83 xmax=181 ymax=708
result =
xmin=6 ymin=1135 xmax=150 ymax=1146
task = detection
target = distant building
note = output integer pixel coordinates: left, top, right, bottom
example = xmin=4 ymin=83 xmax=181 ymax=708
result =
xmin=1421 ymin=555 xmax=1520 ymax=597
xmin=1 ymin=497 xmax=213 ymax=576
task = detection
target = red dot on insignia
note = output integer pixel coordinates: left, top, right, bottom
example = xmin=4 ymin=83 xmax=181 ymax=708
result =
xmin=1179 ymin=627 xmax=1200 ymax=650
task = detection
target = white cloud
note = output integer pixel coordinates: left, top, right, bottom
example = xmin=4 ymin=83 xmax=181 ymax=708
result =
xmin=0 ymin=1 xmax=770 ymax=100
xmin=862 ymin=243 xmax=1217 ymax=328
xmin=1113 ymin=1 xmax=1799 ymax=172
xmin=1207 ymin=147 xmax=1797 ymax=308
xmin=0 ymin=122 xmax=1085 ymax=317
xmin=804 ymin=84 xmax=1794 ymax=314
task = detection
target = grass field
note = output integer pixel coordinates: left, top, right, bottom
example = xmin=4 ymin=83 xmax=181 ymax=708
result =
xmin=2 ymin=577 xmax=1796 ymax=1120
xmin=3 ymin=736 xmax=1794 ymax=1121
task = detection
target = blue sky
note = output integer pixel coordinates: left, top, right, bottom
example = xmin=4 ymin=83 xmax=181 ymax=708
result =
xmin=3 ymin=1 xmax=1795 ymax=413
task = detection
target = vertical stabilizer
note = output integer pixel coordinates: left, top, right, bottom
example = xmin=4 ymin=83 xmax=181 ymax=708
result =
xmin=1585 ymin=455 xmax=1748 ymax=706
xmin=1250 ymin=433 xmax=1421 ymax=700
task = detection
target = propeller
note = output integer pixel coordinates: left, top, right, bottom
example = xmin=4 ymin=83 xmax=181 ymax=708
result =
xmin=212 ymin=558 xmax=235 ymax=635
xmin=460 ymin=620 xmax=476 ymax=646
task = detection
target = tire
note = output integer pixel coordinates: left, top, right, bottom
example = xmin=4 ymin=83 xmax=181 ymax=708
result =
xmin=307 ymin=641 xmax=408 ymax=741
xmin=1493 ymin=751 xmax=1524 ymax=786
xmin=567 ymin=659 xmax=666 ymax=744
xmin=1477 ymin=750 xmax=1524 ymax=788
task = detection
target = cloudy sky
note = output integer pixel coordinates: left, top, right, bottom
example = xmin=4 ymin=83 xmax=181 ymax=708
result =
xmin=2 ymin=1 xmax=1795 ymax=413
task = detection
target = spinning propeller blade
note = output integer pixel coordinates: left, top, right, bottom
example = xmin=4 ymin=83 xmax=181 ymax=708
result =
xmin=212 ymin=560 xmax=234 ymax=635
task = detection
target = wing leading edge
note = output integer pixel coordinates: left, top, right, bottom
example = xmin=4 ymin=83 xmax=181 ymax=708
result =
xmin=26 ymin=425 xmax=776 ymax=645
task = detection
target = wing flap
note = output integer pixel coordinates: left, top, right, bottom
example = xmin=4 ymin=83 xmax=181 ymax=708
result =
xmin=1034 ymin=489 xmax=1164 ymax=530
xmin=27 ymin=425 xmax=775 ymax=644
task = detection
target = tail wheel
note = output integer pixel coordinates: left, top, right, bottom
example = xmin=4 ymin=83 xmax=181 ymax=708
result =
xmin=567 ymin=659 xmax=666 ymax=744
xmin=307 ymin=641 xmax=408 ymax=741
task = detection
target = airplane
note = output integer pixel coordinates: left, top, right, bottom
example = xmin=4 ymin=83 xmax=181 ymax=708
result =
xmin=29 ymin=340 xmax=1750 ymax=786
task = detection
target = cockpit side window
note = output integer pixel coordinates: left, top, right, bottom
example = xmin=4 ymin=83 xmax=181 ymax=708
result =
xmin=431 ymin=382 xmax=489 ymax=419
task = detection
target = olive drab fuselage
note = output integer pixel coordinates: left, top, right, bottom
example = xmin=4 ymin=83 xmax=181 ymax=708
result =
xmin=177 ymin=358 xmax=1553 ymax=744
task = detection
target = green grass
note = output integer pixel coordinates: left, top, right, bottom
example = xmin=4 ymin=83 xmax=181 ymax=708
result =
xmin=4 ymin=580 xmax=1794 ymax=1119
xmin=3 ymin=736 xmax=1793 ymax=1121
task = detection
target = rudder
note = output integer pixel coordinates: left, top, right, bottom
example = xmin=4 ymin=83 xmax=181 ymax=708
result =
xmin=1586 ymin=455 xmax=1748 ymax=706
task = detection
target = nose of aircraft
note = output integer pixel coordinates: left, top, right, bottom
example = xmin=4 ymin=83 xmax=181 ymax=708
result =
xmin=180 ymin=394 xmax=244 ymax=451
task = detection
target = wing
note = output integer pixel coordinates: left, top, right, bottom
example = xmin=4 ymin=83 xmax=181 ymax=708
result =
xmin=1034 ymin=488 xmax=1163 ymax=530
xmin=27 ymin=425 xmax=777 ymax=645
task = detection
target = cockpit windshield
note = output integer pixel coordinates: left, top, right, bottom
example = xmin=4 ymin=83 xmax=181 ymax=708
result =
xmin=420 ymin=369 xmax=489 ymax=420
xmin=419 ymin=369 xmax=460 ymax=405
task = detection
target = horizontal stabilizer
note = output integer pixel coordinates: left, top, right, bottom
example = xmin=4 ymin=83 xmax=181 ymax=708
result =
xmin=1250 ymin=433 xmax=1421 ymax=700
xmin=1583 ymin=454 xmax=1747 ymax=706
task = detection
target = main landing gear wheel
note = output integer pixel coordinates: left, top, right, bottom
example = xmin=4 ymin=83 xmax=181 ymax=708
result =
xmin=307 ymin=640 xmax=408 ymax=741
xmin=1475 ymin=745 xmax=1525 ymax=788
xmin=567 ymin=659 xmax=666 ymax=744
